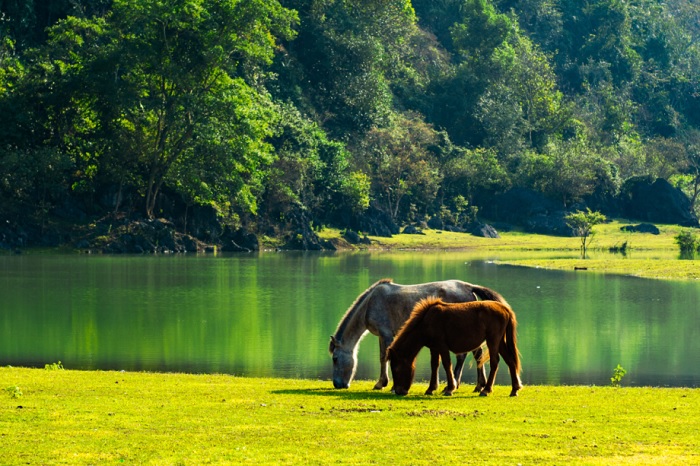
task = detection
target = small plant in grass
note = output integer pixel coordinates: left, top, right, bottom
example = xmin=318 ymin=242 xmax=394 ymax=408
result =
xmin=5 ymin=385 xmax=23 ymax=398
xmin=44 ymin=361 xmax=64 ymax=371
xmin=611 ymin=364 xmax=627 ymax=387
xmin=609 ymin=240 xmax=629 ymax=255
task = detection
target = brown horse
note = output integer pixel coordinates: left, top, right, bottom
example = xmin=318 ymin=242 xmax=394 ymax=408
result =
xmin=387 ymin=297 xmax=522 ymax=397
xmin=329 ymin=279 xmax=510 ymax=390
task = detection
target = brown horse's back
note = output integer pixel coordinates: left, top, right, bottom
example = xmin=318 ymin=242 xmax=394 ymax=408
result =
xmin=430 ymin=299 xmax=521 ymax=377
xmin=422 ymin=300 xmax=512 ymax=355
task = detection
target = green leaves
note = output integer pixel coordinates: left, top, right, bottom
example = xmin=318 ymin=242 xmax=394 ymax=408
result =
xmin=451 ymin=0 xmax=512 ymax=61
xmin=3 ymin=0 xmax=700 ymax=237
xmin=565 ymin=208 xmax=607 ymax=257
xmin=38 ymin=0 xmax=298 ymax=218
xmin=610 ymin=364 xmax=627 ymax=387
xmin=285 ymin=0 xmax=417 ymax=135
xmin=263 ymin=103 xmax=367 ymax=225
xmin=356 ymin=113 xmax=442 ymax=221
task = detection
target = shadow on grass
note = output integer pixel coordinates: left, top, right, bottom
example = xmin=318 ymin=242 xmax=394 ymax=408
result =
xmin=271 ymin=387 xmax=482 ymax=401
xmin=271 ymin=387 xmax=396 ymax=401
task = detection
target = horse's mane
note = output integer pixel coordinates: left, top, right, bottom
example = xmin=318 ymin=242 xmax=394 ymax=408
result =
xmin=330 ymin=278 xmax=393 ymax=350
xmin=392 ymin=296 xmax=444 ymax=345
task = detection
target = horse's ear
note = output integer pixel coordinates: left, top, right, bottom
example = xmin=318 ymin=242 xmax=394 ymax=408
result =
xmin=329 ymin=335 xmax=338 ymax=353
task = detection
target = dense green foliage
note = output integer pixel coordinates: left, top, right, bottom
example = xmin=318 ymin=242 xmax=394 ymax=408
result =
xmin=2 ymin=0 xmax=700 ymax=236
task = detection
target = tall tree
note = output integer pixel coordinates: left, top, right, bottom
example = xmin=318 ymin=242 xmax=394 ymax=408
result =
xmin=425 ymin=0 xmax=514 ymax=146
xmin=42 ymin=0 xmax=298 ymax=218
xmin=261 ymin=103 xmax=369 ymax=232
xmin=354 ymin=112 xmax=442 ymax=222
xmin=278 ymin=0 xmax=418 ymax=137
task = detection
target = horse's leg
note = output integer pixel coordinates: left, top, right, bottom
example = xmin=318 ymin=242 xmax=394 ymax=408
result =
xmin=480 ymin=339 xmax=500 ymax=397
xmin=374 ymin=333 xmax=393 ymax=390
xmin=453 ymin=353 xmax=466 ymax=389
xmin=425 ymin=349 xmax=440 ymax=395
xmin=472 ymin=346 xmax=487 ymax=393
xmin=440 ymin=349 xmax=457 ymax=396
xmin=499 ymin=343 xmax=523 ymax=397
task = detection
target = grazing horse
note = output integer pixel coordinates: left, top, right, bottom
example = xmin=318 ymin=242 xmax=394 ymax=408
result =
xmin=329 ymin=279 xmax=509 ymax=390
xmin=387 ymin=298 xmax=522 ymax=397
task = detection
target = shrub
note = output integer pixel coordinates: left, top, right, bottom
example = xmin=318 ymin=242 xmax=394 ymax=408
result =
xmin=44 ymin=361 xmax=64 ymax=371
xmin=675 ymin=230 xmax=699 ymax=256
xmin=611 ymin=364 xmax=627 ymax=387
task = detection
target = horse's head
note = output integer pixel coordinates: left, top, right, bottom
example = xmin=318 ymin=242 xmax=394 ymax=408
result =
xmin=387 ymin=347 xmax=415 ymax=396
xmin=329 ymin=335 xmax=356 ymax=389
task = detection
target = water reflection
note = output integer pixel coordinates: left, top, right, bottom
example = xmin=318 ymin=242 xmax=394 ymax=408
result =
xmin=1 ymin=252 xmax=699 ymax=387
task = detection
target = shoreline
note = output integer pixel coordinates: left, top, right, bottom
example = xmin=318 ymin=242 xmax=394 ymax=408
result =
xmin=3 ymin=218 xmax=697 ymax=280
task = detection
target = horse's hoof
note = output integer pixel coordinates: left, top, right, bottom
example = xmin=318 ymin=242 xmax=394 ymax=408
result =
xmin=424 ymin=390 xmax=434 ymax=396
xmin=472 ymin=386 xmax=482 ymax=393
xmin=443 ymin=392 xmax=453 ymax=397
xmin=479 ymin=391 xmax=489 ymax=397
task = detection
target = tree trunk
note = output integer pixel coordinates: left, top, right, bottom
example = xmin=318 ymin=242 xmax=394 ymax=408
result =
xmin=113 ymin=177 xmax=124 ymax=215
xmin=145 ymin=179 xmax=163 ymax=219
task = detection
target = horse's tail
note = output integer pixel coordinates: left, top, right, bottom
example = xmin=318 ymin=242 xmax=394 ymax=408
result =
xmin=475 ymin=347 xmax=489 ymax=368
xmin=469 ymin=285 xmax=508 ymax=367
xmin=505 ymin=309 xmax=522 ymax=376
xmin=471 ymin=284 xmax=510 ymax=308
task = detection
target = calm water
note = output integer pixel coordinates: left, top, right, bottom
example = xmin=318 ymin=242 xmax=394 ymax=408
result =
xmin=1 ymin=252 xmax=699 ymax=387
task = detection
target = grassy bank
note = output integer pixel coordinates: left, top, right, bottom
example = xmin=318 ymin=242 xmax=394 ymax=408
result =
xmin=321 ymin=219 xmax=700 ymax=280
xmin=2 ymin=367 xmax=699 ymax=465
xmin=322 ymin=219 xmax=684 ymax=251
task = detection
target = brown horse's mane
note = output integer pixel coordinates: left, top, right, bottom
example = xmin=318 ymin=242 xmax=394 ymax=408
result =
xmin=392 ymin=296 xmax=443 ymax=345
xmin=330 ymin=278 xmax=393 ymax=350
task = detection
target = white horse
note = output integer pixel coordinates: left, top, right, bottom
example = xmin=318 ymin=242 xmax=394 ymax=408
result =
xmin=329 ymin=278 xmax=509 ymax=390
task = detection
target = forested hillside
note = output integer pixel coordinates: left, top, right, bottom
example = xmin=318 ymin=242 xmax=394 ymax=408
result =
xmin=2 ymin=0 xmax=700 ymax=249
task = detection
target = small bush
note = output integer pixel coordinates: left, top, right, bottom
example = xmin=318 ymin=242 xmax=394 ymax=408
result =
xmin=5 ymin=385 xmax=23 ymax=398
xmin=675 ymin=230 xmax=699 ymax=257
xmin=611 ymin=364 xmax=627 ymax=387
xmin=44 ymin=361 xmax=64 ymax=371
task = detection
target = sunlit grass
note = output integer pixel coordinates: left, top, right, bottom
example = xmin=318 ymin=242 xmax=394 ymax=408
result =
xmin=319 ymin=220 xmax=700 ymax=280
xmin=2 ymin=367 xmax=699 ymax=465
xmin=500 ymin=258 xmax=700 ymax=280
xmin=320 ymin=219 xmax=686 ymax=251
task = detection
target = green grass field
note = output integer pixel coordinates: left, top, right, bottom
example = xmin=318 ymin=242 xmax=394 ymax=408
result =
xmin=2 ymin=367 xmax=699 ymax=465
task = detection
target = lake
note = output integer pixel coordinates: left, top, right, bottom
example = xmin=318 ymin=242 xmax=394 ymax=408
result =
xmin=1 ymin=251 xmax=699 ymax=388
